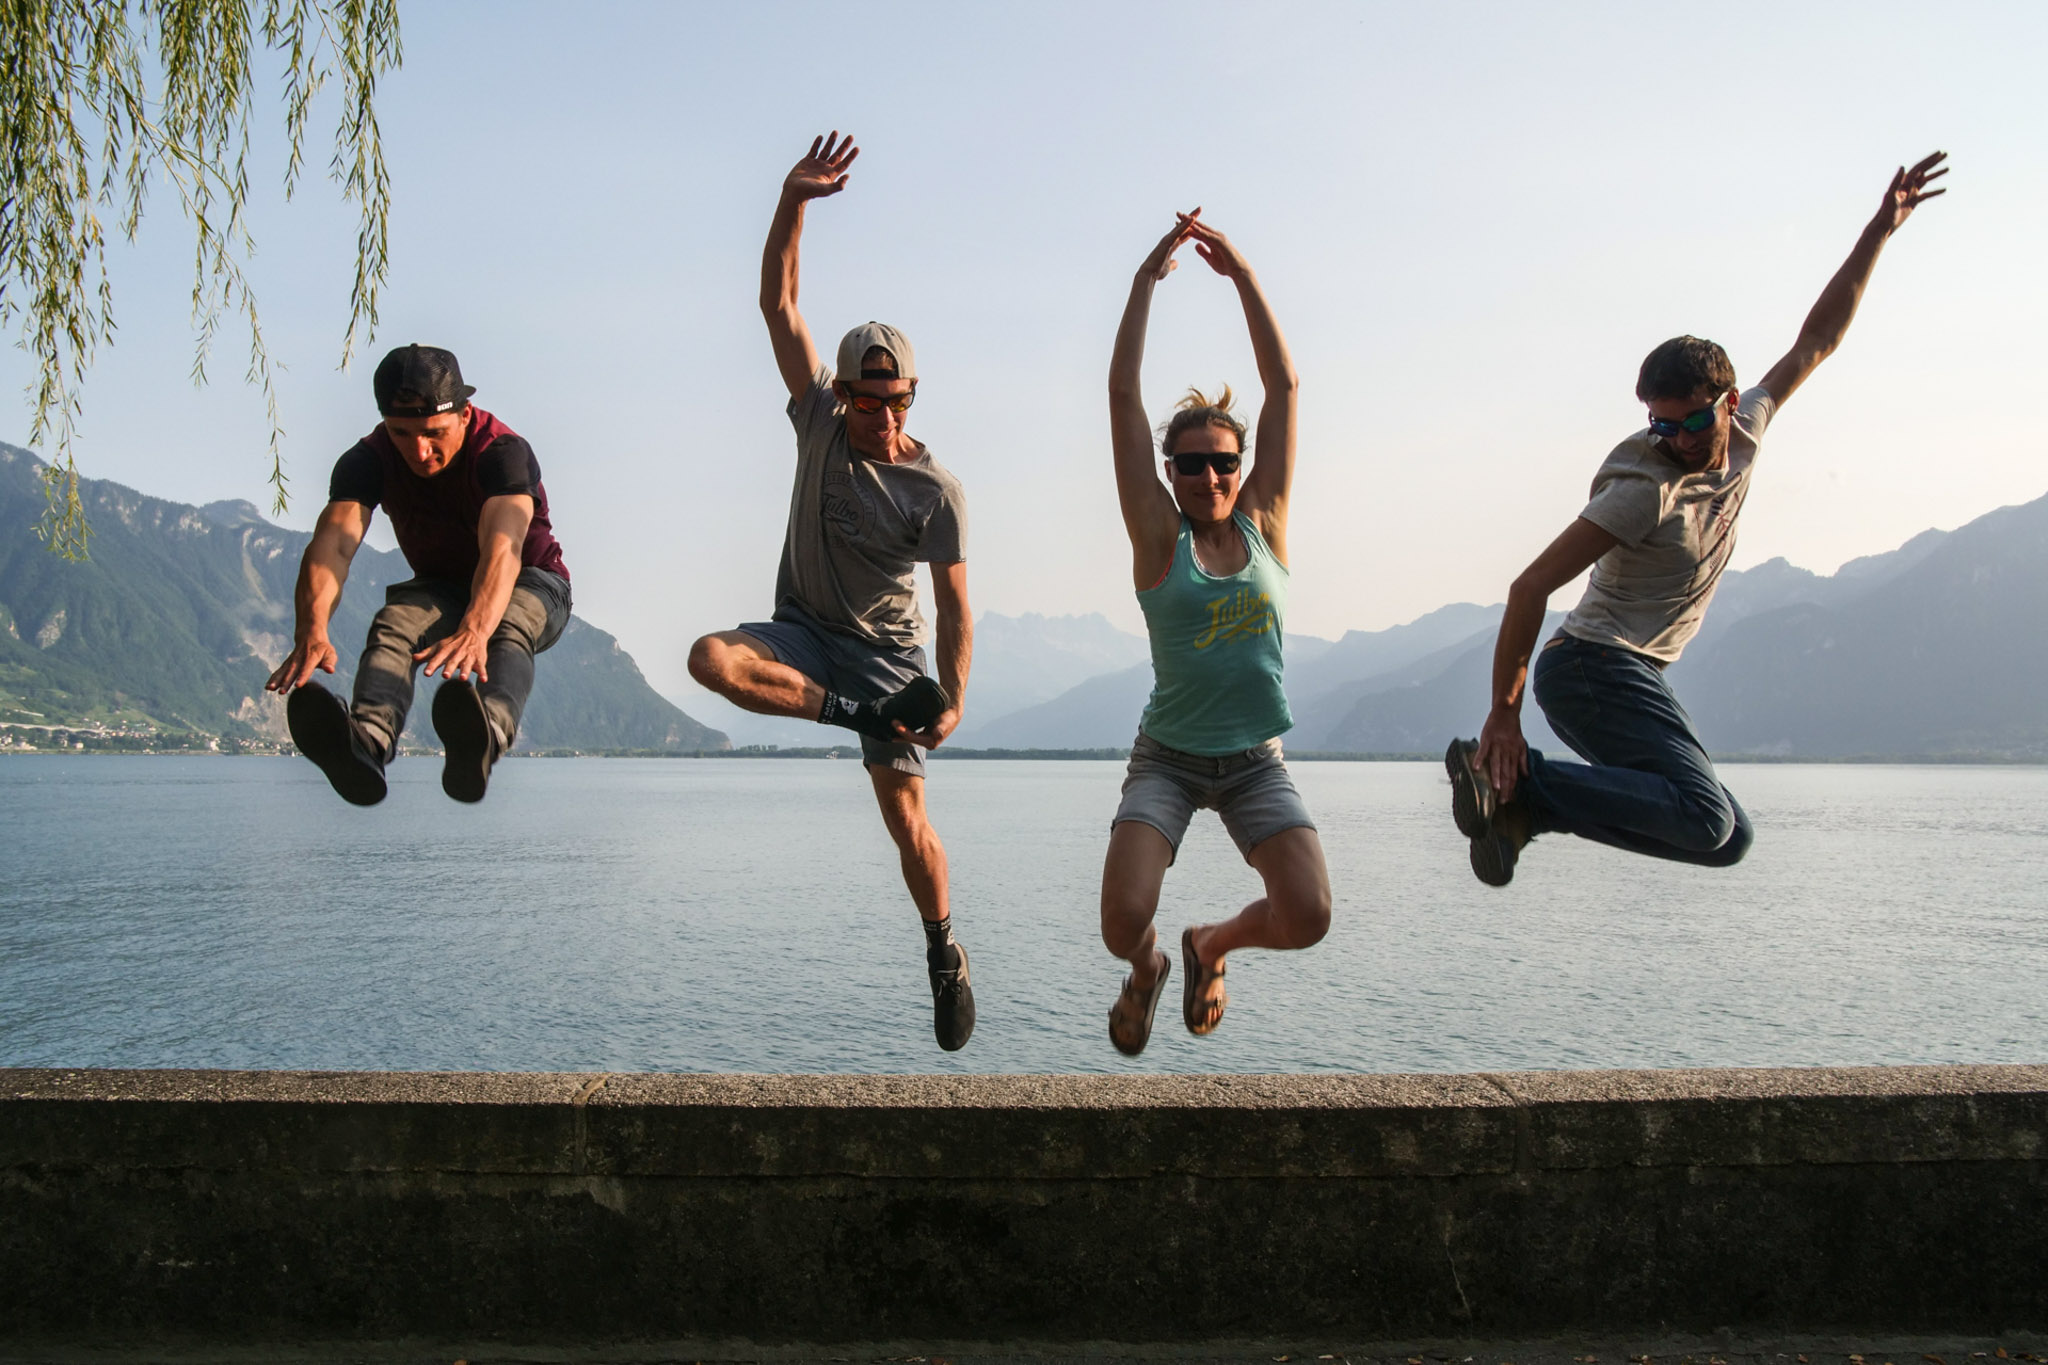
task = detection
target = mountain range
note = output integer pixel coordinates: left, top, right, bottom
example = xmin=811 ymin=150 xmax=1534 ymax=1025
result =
xmin=9 ymin=439 xmax=2043 ymax=760
xmin=943 ymin=492 xmax=2048 ymax=760
xmin=0 ymin=445 xmax=725 ymax=752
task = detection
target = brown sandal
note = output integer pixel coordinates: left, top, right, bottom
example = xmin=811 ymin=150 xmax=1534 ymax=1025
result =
xmin=1181 ymin=927 xmax=1228 ymax=1035
xmin=1109 ymin=950 xmax=1172 ymax=1057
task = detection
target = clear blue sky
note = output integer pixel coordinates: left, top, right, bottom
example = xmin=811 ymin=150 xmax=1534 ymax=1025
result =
xmin=7 ymin=1 xmax=2044 ymax=701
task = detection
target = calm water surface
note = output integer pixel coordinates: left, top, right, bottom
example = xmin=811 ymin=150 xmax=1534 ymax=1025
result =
xmin=2 ymin=756 xmax=2044 ymax=1074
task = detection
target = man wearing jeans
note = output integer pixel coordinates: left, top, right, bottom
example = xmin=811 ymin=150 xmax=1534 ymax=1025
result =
xmin=687 ymin=132 xmax=977 ymax=1051
xmin=266 ymin=344 xmax=572 ymax=806
xmin=1447 ymin=152 xmax=1948 ymax=884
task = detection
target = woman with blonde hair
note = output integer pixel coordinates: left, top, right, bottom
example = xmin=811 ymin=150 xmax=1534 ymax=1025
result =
xmin=1101 ymin=210 xmax=1332 ymax=1057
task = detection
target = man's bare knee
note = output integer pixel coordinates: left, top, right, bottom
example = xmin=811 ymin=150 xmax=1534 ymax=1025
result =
xmin=686 ymin=635 xmax=729 ymax=690
xmin=690 ymin=632 xmax=771 ymax=696
xmin=870 ymin=770 xmax=933 ymax=840
xmin=883 ymin=802 xmax=931 ymax=851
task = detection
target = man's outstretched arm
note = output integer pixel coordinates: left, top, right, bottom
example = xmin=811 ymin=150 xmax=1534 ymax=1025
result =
xmin=898 ymin=561 xmax=973 ymax=750
xmin=266 ymin=500 xmax=371 ymax=693
xmin=762 ymin=132 xmax=858 ymax=402
xmin=414 ymin=493 xmax=535 ymax=685
xmin=1759 ymin=151 xmax=1948 ymax=407
xmin=1475 ymin=517 xmax=1620 ymax=799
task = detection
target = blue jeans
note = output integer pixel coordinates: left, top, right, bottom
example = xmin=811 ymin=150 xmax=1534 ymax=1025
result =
xmin=1521 ymin=635 xmax=1752 ymax=867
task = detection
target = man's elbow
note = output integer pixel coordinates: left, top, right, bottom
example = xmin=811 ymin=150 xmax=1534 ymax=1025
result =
xmin=1792 ymin=335 xmax=1838 ymax=373
xmin=1507 ymin=571 xmax=1551 ymax=607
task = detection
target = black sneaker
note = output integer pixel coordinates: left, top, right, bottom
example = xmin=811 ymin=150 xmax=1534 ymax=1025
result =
xmin=286 ymin=681 xmax=388 ymax=807
xmin=930 ymin=940 xmax=975 ymax=1052
xmin=1470 ymin=799 xmax=1532 ymax=887
xmin=432 ymin=679 xmax=502 ymax=803
xmin=1444 ymin=737 xmax=1496 ymax=838
xmin=874 ymin=675 xmax=949 ymax=738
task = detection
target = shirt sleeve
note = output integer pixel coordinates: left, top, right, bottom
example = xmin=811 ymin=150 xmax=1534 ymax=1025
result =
xmin=1578 ymin=466 xmax=1668 ymax=548
xmin=326 ymin=441 xmax=383 ymax=510
xmin=1734 ymin=385 xmax=1776 ymax=447
xmin=474 ymin=435 xmax=540 ymax=498
xmin=786 ymin=366 xmax=842 ymax=448
xmin=916 ymin=478 xmax=968 ymax=563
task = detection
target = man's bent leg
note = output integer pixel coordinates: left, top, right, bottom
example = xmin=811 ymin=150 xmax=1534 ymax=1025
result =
xmin=1522 ymin=639 xmax=1748 ymax=866
xmin=352 ymin=578 xmax=466 ymax=755
xmin=476 ymin=569 xmax=572 ymax=744
xmin=687 ymin=631 xmax=824 ymax=719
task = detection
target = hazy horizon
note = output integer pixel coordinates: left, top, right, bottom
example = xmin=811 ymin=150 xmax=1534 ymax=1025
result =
xmin=4 ymin=1 xmax=2043 ymax=709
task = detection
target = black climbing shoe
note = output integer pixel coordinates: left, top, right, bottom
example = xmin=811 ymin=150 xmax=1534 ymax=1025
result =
xmin=930 ymin=940 xmax=976 ymax=1052
xmin=875 ymin=675 xmax=949 ymax=738
xmin=1469 ymin=798 xmax=1532 ymax=887
xmin=432 ymin=679 xmax=503 ymax=804
xmin=1445 ymin=737 xmax=1496 ymax=839
xmin=286 ymin=681 xmax=388 ymax=807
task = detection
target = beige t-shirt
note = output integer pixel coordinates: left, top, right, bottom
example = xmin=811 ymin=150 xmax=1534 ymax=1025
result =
xmin=773 ymin=367 xmax=968 ymax=648
xmin=1559 ymin=385 xmax=1776 ymax=663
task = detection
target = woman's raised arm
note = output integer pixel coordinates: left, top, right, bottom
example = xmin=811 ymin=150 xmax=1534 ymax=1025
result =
xmin=1110 ymin=216 xmax=1196 ymax=584
xmin=1186 ymin=218 xmax=1298 ymax=552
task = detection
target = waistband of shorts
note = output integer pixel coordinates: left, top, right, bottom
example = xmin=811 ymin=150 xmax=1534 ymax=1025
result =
xmin=1132 ymin=731 xmax=1283 ymax=775
xmin=772 ymin=598 xmax=924 ymax=662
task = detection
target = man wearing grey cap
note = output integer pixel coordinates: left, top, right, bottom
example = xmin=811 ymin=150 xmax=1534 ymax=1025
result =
xmin=265 ymin=343 xmax=573 ymax=806
xmin=688 ymin=132 xmax=976 ymax=1051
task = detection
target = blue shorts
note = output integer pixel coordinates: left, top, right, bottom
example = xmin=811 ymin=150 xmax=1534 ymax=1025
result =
xmin=735 ymin=601 xmax=929 ymax=777
xmin=1112 ymin=731 xmax=1316 ymax=863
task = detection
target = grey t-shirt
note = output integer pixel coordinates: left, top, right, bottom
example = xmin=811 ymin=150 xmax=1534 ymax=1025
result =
xmin=1560 ymin=385 xmax=1777 ymax=663
xmin=773 ymin=367 xmax=968 ymax=648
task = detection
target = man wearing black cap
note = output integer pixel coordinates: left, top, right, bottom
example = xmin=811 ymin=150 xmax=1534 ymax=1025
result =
xmin=687 ymin=132 xmax=977 ymax=1051
xmin=265 ymin=343 xmax=572 ymax=805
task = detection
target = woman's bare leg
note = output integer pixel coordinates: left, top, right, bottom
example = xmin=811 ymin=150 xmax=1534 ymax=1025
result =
xmin=1185 ymin=826 xmax=1332 ymax=1027
xmin=1101 ymin=821 xmax=1175 ymax=1050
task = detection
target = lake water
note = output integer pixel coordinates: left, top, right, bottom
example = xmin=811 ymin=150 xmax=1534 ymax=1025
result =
xmin=2 ymin=756 xmax=2044 ymax=1075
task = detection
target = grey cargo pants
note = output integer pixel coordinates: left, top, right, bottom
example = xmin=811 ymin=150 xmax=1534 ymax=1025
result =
xmin=350 ymin=568 xmax=571 ymax=755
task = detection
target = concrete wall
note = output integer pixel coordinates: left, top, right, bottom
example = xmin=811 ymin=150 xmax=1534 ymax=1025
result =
xmin=3 ymin=1065 xmax=2046 ymax=1348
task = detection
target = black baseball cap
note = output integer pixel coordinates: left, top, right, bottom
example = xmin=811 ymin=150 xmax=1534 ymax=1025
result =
xmin=373 ymin=344 xmax=477 ymax=417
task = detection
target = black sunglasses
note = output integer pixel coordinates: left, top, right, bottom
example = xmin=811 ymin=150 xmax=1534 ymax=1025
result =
xmin=1170 ymin=450 xmax=1242 ymax=477
xmin=1646 ymin=396 xmax=1723 ymax=439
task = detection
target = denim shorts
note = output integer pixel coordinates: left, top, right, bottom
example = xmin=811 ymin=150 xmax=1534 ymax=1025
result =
xmin=735 ymin=601 xmax=929 ymax=776
xmin=1112 ymin=731 xmax=1316 ymax=863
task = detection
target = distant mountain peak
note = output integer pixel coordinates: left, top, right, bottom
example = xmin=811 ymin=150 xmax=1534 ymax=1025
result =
xmin=198 ymin=499 xmax=268 ymax=529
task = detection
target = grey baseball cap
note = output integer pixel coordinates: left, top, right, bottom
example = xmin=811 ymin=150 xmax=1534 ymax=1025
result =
xmin=835 ymin=322 xmax=917 ymax=383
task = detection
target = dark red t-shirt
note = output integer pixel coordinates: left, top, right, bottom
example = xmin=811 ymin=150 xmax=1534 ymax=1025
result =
xmin=327 ymin=407 xmax=569 ymax=581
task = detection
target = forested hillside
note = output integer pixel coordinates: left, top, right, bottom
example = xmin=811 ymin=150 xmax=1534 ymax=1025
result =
xmin=0 ymin=445 xmax=724 ymax=752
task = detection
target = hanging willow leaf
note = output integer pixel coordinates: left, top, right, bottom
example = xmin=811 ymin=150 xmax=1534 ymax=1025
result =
xmin=0 ymin=0 xmax=402 ymax=558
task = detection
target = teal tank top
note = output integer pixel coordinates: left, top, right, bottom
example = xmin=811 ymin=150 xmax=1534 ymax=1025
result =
xmin=1136 ymin=513 xmax=1292 ymax=755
